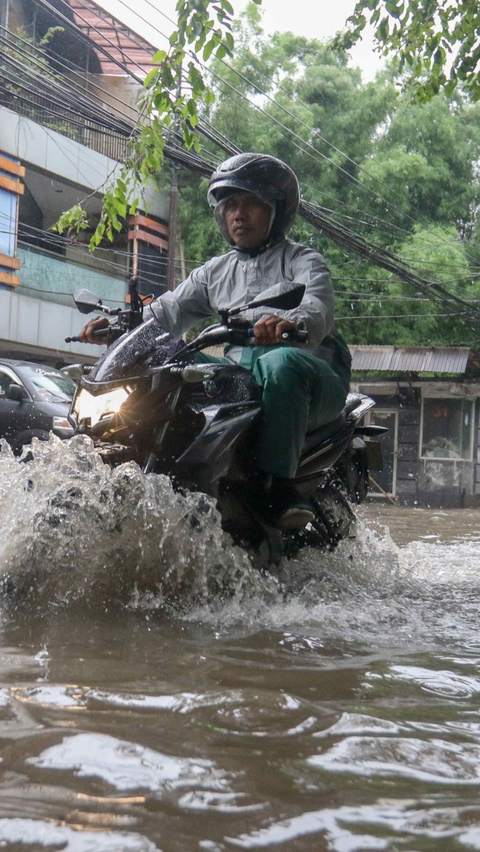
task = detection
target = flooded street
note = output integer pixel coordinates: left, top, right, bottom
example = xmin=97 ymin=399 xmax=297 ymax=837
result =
xmin=1 ymin=440 xmax=480 ymax=849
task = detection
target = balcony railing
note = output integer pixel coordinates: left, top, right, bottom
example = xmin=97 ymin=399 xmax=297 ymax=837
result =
xmin=1 ymin=90 xmax=130 ymax=162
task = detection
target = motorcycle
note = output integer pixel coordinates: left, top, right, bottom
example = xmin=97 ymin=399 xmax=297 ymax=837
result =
xmin=65 ymin=278 xmax=385 ymax=567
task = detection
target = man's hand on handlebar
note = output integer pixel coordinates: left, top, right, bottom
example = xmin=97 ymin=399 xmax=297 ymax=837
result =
xmin=253 ymin=314 xmax=301 ymax=345
xmin=79 ymin=316 xmax=110 ymax=343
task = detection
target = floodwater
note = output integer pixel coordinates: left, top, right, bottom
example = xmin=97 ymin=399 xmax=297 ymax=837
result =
xmin=0 ymin=437 xmax=480 ymax=850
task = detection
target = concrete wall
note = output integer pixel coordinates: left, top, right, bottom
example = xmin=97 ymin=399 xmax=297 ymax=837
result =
xmin=0 ymin=287 xmax=105 ymax=363
xmin=0 ymin=106 xmax=169 ymax=222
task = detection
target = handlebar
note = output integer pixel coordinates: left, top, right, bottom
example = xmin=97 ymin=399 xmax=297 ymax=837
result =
xmin=66 ymin=322 xmax=308 ymax=349
xmin=91 ymin=328 xmax=111 ymax=341
xmin=65 ymin=327 xmax=112 ymax=344
xmin=245 ymin=328 xmax=308 ymax=343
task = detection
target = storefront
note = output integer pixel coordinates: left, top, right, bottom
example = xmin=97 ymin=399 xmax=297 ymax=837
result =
xmin=350 ymin=346 xmax=480 ymax=506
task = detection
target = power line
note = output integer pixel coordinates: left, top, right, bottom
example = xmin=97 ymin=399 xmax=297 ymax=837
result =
xmin=21 ymin=0 xmax=475 ymax=279
xmin=337 ymin=311 xmax=470 ymax=320
xmin=13 ymin=0 xmax=457 ymax=263
xmin=121 ymin=0 xmax=480 ymax=267
xmin=33 ymin=0 xmax=146 ymax=83
xmin=0 ymin=29 xmax=137 ymax=132
xmin=2 ymin=205 xmax=478 ymax=305
xmin=5 ymin=0 xmax=480 ymax=323
xmin=68 ymin=0 xmax=442 ymax=249
xmin=300 ymin=200 xmax=480 ymax=320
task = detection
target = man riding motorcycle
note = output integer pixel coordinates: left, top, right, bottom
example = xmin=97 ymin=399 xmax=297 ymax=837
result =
xmin=80 ymin=153 xmax=351 ymax=530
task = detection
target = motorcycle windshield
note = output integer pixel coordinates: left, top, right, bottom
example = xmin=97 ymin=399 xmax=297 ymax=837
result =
xmin=89 ymin=319 xmax=186 ymax=384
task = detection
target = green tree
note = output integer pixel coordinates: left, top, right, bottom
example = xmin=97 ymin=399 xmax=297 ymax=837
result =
xmin=353 ymin=93 xmax=480 ymax=245
xmin=336 ymin=0 xmax=480 ymax=102
xmin=168 ymin=3 xmax=480 ymax=349
xmin=180 ymin=5 xmax=395 ymax=264
xmin=335 ymin=223 xmax=480 ymax=346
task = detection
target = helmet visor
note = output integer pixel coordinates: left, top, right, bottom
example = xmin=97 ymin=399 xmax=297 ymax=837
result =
xmin=215 ymin=191 xmax=276 ymax=247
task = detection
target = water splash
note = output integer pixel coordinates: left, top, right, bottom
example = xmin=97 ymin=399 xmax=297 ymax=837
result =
xmin=0 ymin=436 xmax=265 ymax=610
xmin=189 ymin=507 xmax=480 ymax=650
xmin=2 ymin=435 xmax=480 ymax=648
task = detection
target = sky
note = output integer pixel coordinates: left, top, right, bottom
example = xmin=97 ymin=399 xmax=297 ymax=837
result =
xmin=242 ymin=0 xmax=382 ymax=80
xmin=98 ymin=0 xmax=383 ymax=81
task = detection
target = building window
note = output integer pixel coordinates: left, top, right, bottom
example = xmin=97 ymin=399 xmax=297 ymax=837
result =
xmin=421 ymin=397 xmax=474 ymax=460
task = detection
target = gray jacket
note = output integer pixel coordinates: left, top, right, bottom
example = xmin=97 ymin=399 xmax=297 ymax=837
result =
xmin=150 ymin=239 xmax=334 ymax=359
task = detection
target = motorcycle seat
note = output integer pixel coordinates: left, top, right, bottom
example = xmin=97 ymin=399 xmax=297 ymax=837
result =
xmin=301 ymin=395 xmax=364 ymax=453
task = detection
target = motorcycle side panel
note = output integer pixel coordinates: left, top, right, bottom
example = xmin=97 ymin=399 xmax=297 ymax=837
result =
xmin=176 ymin=402 xmax=261 ymax=489
xmin=295 ymin=431 xmax=354 ymax=481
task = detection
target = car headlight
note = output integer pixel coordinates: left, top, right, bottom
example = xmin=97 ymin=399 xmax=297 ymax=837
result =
xmin=73 ymin=387 xmax=129 ymax=428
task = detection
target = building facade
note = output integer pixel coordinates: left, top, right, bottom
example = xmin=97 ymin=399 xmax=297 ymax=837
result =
xmin=0 ymin=0 xmax=170 ymax=365
xmin=351 ymin=346 xmax=480 ymax=507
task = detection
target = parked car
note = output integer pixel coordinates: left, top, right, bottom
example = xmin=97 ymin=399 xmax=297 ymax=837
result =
xmin=0 ymin=359 xmax=76 ymax=454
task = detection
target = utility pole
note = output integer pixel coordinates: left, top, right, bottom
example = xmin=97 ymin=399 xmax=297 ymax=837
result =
xmin=166 ymin=161 xmax=179 ymax=290
xmin=166 ymin=69 xmax=182 ymax=291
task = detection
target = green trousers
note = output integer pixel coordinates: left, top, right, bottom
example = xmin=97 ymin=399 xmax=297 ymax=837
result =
xmin=196 ymin=343 xmax=349 ymax=479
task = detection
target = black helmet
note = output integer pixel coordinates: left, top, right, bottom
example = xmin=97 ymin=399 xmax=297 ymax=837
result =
xmin=207 ymin=153 xmax=300 ymax=245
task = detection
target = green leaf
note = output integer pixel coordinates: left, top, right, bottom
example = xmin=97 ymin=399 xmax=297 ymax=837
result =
xmin=377 ymin=16 xmax=390 ymax=42
xmin=152 ymin=49 xmax=167 ymax=63
xmin=144 ymin=67 xmax=159 ymax=89
xmin=161 ymin=65 xmax=175 ymax=87
xmin=203 ymin=38 xmax=215 ymax=60
xmin=385 ymin=0 xmax=402 ymax=18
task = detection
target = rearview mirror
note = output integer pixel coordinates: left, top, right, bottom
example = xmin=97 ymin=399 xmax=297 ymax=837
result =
xmin=225 ymin=284 xmax=306 ymax=317
xmin=73 ymin=289 xmax=102 ymax=315
xmin=7 ymin=384 xmax=25 ymax=403
xmin=248 ymin=283 xmax=306 ymax=312
xmin=60 ymin=364 xmax=84 ymax=382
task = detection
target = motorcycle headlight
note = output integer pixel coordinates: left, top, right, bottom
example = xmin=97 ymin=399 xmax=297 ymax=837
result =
xmin=73 ymin=387 xmax=129 ymax=428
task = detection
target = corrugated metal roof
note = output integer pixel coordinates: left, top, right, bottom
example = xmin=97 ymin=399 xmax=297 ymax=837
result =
xmin=66 ymin=0 xmax=157 ymax=75
xmin=350 ymin=346 xmax=471 ymax=374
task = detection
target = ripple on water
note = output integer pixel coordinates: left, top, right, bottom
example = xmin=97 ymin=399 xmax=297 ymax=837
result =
xmin=3 ymin=441 xmax=480 ymax=852
xmin=386 ymin=664 xmax=480 ymax=698
xmin=27 ymin=732 xmax=218 ymax=792
xmin=308 ymin=735 xmax=480 ymax=784
xmin=223 ymin=803 xmax=480 ymax=850
xmin=0 ymin=818 xmax=159 ymax=851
